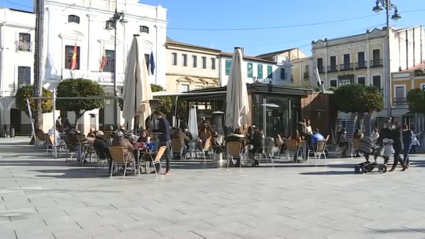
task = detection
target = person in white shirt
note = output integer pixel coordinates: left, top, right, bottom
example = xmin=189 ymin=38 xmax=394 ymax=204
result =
xmin=47 ymin=127 xmax=61 ymax=145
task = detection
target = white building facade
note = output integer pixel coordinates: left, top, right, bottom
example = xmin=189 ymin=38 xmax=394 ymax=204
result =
xmin=0 ymin=0 xmax=167 ymax=135
xmin=218 ymin=52 xmax=292 ymax=87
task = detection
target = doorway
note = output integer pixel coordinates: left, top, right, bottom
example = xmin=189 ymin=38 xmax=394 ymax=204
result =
xmin=10 ymin=109 xmax=21 ymax=133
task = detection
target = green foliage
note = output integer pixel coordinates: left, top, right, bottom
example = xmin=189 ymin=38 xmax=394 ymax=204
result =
xmin=407 ymin=88 xmax=425 ymax=113
xmin=327 ymin=87 xmax=337 ymax=92
xmin=333 ymin=84 xmax=384 ymax=113
xmin=15 ymin=84 xmax=53 ymax=117
xmin=56 ymin=79 xmax=105 ymax=123
xmin=119 ymin=84 xmax=188 ymax=118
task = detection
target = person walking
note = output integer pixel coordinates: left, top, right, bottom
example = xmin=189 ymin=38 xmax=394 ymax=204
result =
xmin=153 ymin=110 xmax=171 ymax=175
xmin=389 ymin=122 xmax=407 ymax=172
xmin=378 ymin=122 xmax=392 ymax=164
xmin=402 ymin=123 xmax=413 ymax=168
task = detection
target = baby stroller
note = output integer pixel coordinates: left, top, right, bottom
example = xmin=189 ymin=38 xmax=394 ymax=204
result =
xmin=354 ymin=137 xmax=388 ymax=174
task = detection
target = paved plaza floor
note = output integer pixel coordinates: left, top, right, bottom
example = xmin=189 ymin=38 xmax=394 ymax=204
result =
xmin=1 ymin=137 xmax=425 ymax=239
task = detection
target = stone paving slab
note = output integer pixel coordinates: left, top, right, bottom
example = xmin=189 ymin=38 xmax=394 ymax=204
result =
xmin=1 ymin=138 xmax=425 ymax=238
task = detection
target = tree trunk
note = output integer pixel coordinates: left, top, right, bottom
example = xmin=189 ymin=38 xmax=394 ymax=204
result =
xmin=33 ymin=0 xmax=45 ymax=130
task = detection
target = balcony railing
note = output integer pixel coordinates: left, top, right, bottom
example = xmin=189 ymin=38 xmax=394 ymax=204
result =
xmin=317 ymin=66 xmax=324 ymax=74
xmin=339 ymin=63 xmax=353 ymax=71
xmin=327 ymin=65 xmax=338 ymax=72
xmin=303 ymin=72 xmax=309 ymax=79
xmin=370 ymin=59 xmax=383 ymax=68
xmin=355 ymin=61 xmax=367 ymax=69
xmin=393 ymin=97 xmax=407 ymax=106
xmin=15 ymin=41 xmax=32 ymax=52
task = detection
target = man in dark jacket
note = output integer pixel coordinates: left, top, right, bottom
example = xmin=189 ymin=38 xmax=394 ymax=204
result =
xmin=153 ymin=110 xmax=171 ymax=174
xmin=402 ymin=123 xmax=413 ymax=167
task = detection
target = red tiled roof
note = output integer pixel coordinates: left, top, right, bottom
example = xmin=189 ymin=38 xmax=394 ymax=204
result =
xmin=219 ymin=52 xmax=276 ymax=63
xmin=406 ymin=63 xmax=425 ymax=71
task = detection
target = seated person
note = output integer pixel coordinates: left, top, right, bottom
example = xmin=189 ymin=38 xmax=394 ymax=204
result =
xmin=337 ymin=128 xmax=349 ymax=157
xmin=93 ymin=131 xmax=112 ymax=169
xmin=171 ymin=128 xmax=190 ymax=158
xmin=137 ymin=129 xmax=150 ymax=143
xmin=111 ymin=131 xmax=134 ymax=160
xmin=248 ymin=128 xmax=264 ymax=166
xmin=87 ymin=128 xmax=96 ymax=138
xmin=289 ymin=129 xmax=303 ymax=162
xmin=211 ymin=131 xmax=225 ymax=154
xmin=311 ymin=128 xmax=325 ymax=149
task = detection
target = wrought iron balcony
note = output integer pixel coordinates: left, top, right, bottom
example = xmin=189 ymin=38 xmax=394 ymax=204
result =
xmin=303 ymin=72 xmax=309 ymax=79
xmin=339 ymin=63 xmax=353 ymax=71
xmin=355 ymin=61 xmax=367 ymax=69
xmin=327 ymin=65 xmax=339 ymax=73
xmin=392 ymin=97 xmax=407 ymax=106
xmin=15 ymin=41 xmax=32 ymax=52
xmin=370 ymin=59 xmax=383 ymax=68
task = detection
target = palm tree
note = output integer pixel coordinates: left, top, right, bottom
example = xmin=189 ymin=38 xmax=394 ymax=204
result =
xmin=33 ymin=0 xmax=44 ymax=130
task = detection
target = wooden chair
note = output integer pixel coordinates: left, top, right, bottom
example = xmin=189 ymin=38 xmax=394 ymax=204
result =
xmin=226 ymin=142 xmax=243 ymax=168
xmin=311 ymin=140 xmax=327 ymax=165
xmin=201 ymin=138 xmax=213 ymax=163
xmin=151 ymin=146 xmax=166 ymax=175
xmin=285 ymin=139 xmax=303 ymax=161
xmin=171 ymin=139 xmax=186 ymax=161
xmin=108 ymin=146 xmax=136 ymax=178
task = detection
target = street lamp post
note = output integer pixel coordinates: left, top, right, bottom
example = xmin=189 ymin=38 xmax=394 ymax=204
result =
xmin=106 ymin=9 xmax=127 ymax=129
xmin=372 ymin=0 xmax=401 ymax=118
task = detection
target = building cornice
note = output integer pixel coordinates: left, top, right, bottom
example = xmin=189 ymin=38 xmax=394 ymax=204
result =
xmin=46 ymin=2 xmax=168 ymax=25
xmin=165 ymin=41 xmax=221 ymax=53
xmin=0 ymin=21 xmax=35 ymax=30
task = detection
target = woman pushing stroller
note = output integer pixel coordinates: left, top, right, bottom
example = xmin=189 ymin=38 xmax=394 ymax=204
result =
xmin=377 ymin=122 xmax=407 ymax=171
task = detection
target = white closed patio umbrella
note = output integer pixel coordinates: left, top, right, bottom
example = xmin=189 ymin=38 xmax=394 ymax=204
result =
xmin=188 ymin=105 xmax=198 ymax=139
xmin=122 ymin=35 xmax=152 ymax=130
xmin=225 ymin=47 xmax=249 ymax=132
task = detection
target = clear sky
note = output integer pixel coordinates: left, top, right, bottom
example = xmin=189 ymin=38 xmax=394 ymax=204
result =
xmin=7 ymin=0 xmax=425 ymax=56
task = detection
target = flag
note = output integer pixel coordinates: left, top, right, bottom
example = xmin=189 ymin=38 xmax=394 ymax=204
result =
xmin=70 ymin=43 xmax=77 ymax=70
xmin=149 ymin=51 xmax=155 ymax=75
xmin=99 ymin=48 xmax=107 ymax=71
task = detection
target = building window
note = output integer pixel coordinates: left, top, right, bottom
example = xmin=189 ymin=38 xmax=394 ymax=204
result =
xmin=372 ymin=75 xmax=381 ymax=89
xmin=225 ymin=59 xmax=231 ymax=75
xmin=257 ymin=64 xmax=263 ymax=79
xmin=182 ymin=54 xmax=187 ymax=66
xmin=144 ymin=54 xmax=150 ymax=71
xmin=357 ymin=52 xmax=365 ymax=68
xmin=357 ymin=77 xmax=366 ymax=85
xmin=211 ymin=58 xmax=216 ymax=70
xmin=338 ymin=79 xmax=353 ymax=86
xmin=330 ymin=79 xmax=337 ymax=87
xmin=247 ymin=63 xmax=253 ymax=77
xmin=329 ymin=56 xmax=337 ymax=71
xmin=202 ymin=57 xmax=207 ymax=69
xmin=68 ymin=15 xmax=80 ymax=24
xmin=180 ymin=84 xmax=189 ymax=92
xmin=317 ymin=58 xmax=324 ymax=73
xmin=18 ymin=33 xmax=31 ymax=51
xmin=267 ymin=65 xmax=273 ymax=78
xmin=65 ymin=45 xmax=80 ymax=70
xmin=140 ymin=26 xmax=149 ymax=34
xmin=103 ymin=50 xmax=115 ymax=73
xmin=280 ymin=68 xmax=286 ymax=80
xmin=394 ymin=85 xmax=406 ymax=106
xmin=192 ymin=55 xmax=197 ymax=68
xmin=17 ymin=66 xmax=31 ymax=85
xmin=171 ymin=53 xmax=177 ymax=65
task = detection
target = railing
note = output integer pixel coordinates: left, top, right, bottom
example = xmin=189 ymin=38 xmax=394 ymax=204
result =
xmin=355 ymin=61 xmax=367 ymax=69
xmin=303 ymin=72 xmax=309 ymax=79
xmin=393 ymin=97 xmax=407 ymax=106
xmin=327 ymin=65 xmax=339 ymax=72
xmin=15 ymin=41 xmax=32 ymax=52
xmin=370 ymin=59 xmax=383 ymax=68
xmin=339 ymin=63 xmax=353 ymax=71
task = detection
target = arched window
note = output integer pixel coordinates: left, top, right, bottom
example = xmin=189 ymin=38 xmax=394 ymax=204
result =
xmin=140 ymin=26 xmax=149 ymax=34
xmin=68 ymin=15 xmax=80 ymax=24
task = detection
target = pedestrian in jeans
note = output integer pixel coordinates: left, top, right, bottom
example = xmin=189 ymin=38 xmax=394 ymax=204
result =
xmin=402 ymin=123 xmax=413 ymax=168
xmin=153 ymin=110 xmax=171 ymax=175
